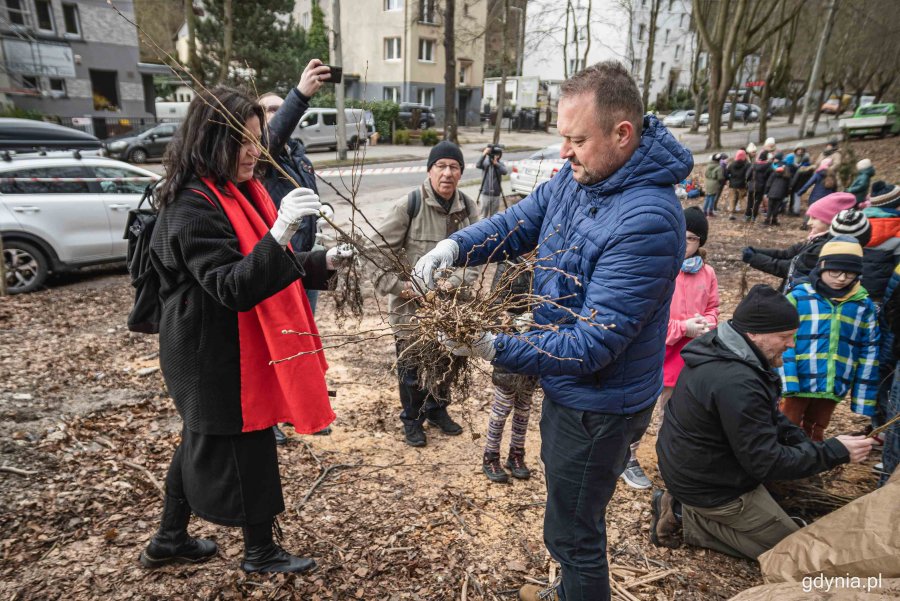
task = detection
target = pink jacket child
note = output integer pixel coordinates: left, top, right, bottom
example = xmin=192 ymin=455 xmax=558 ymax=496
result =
xmin=619 ymin=206 xmax=719 ymax=491
xmin=663 ymin=207 xmax=720 ymax=387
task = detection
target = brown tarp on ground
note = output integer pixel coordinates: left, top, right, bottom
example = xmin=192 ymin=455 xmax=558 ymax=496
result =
xmin=754 ymin=470 xmax=900 ymax=585
xmin=728 ymin=578 xmax=900 ymax=600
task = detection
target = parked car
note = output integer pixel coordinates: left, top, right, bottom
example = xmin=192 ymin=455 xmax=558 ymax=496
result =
xmin=292 ymin=108 xmax=374 ymax=150
xmin=662 ymin=109 xmax=696 ymax=128
xmin=839 ymin=103 xmax=899 ymax=138
xmin=0 ymin=118 xmax=103 ymax=152
xmin=510 ymin=144 xmax=564 ymax=196
xmin=1 ymin=154 xmax=159 ymax=293
xmin=102 ymin=122 xmax=179 ymax=164
xmin=398 ymin=102 xmax=437 ymax=130
xmin=821 ymin=95 xmax=852 ymax=115
xmin=699 ymin=103 xmax=762 ymax=125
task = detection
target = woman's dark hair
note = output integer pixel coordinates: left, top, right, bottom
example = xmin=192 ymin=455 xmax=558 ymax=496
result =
xmin=157 ymin=86 xmax=264 ymax=207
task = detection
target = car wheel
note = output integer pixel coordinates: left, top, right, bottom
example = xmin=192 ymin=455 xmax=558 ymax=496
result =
xmin=348 ymin=136 xmax=359 ymax=150
xmin=129 ymin=148 xmax=148 ymax=164
xmin=3 ymin=240 xmax=49 ymax=294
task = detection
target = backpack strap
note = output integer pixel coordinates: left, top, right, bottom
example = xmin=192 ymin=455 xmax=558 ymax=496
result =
xmin=403 ymin=186 xmax=423 ymax=244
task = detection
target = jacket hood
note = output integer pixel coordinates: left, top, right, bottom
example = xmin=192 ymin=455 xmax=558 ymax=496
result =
xmin=581 ymin=114 xmax=693 ymax=196
xmin=682 ymin=321 xmax=768 ymax=373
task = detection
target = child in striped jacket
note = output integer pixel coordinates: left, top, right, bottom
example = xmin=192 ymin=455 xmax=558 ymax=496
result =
xmin=779 ymin=235 xmax=880 ymax=441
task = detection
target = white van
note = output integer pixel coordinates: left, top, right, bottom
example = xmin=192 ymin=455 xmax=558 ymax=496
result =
xmin=293 ymin=108 xmax=374 ymax=150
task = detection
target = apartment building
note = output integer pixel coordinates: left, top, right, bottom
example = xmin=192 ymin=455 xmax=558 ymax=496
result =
xmin=521 ymin=0 xmax=696 ymax=107
xmin=0 ymin=0 xmax=157 ymax=136
xmin=294 ymin=0 xmax=488 ymax=126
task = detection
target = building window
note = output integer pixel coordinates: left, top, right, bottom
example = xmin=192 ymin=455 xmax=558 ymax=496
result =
xmin=90 ymin=69 xmax=120 ymax=111
xmin=384 ymin=0 xmax=402 ymax=10
xmin=664 ymin=29 xmax=670 ymax=44
xmin=384 ymin=37 xmax=401 ymax=60
xmin=633 ymin=59 xmax=642 ymax=77
xmin=568 ymin=58 xmax=585 ymax=74
xmin=638 ymin=23 xmax=646 ymax=41
xmin=420 ymin=0 xmax=435 ymax=23
xmin=659 ymin=61 xmax=666 ymax=77
xmin=417 ymin=87 xmax=434 ymax=107
xmin=21 ymin=75 xmax=39 ymax=91
xmin=5 ymin=0 xmax=26 ymax=25
xmin=301 ymin=11 xmax=309 ymax=28
xmin=674 ymin=44 xmax=682 ymax=60
xmin=49 ymin=78 xmax=66 ymax=97
xmin=35 ymin=0 xmax=54 ymax=32
xmin=418 ymin=38 xmax=436 ymax=62
xmin=62 ymin=3 xmax=80 ymax=35
xmin=383 ymin=87 xmax=400 ymax=102
xmin=459 ymin=61 xmax=471 ymax=85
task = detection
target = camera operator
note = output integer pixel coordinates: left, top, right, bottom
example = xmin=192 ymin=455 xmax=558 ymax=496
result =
xmin=477 ymin=144 xmax=509 ymax=219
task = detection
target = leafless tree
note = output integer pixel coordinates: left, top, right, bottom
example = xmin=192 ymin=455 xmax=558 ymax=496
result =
xmin=640 ymin=0 xmax=662 ymax=108
xmin=443 ymin=0 xmax=459 ymax=142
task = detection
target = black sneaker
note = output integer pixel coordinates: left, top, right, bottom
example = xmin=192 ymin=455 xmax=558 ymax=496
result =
xmin=426 ymin=412 xmax=463 ymax=435
xmin=404 ymin=423 xmax=427 ymax=447
xmin=649 ymin=489 xmax=682 ymax=549
xmin=313 ymin=426 xmax=332 ymax=436
xmin=273 ymin=425 xmax=289 ymax=446
xmin=505 ymin=449 xmax=531 ymax=480
xmin=483 ymin=452 xmax=509 ymax=483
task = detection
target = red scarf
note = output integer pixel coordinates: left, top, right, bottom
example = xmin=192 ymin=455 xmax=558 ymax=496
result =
xmin=201 ymin=177 xmax=334 ymax=434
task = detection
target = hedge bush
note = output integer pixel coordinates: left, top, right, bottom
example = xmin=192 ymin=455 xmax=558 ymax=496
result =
xmin=420 ymin=128 xmax=440 ymax=146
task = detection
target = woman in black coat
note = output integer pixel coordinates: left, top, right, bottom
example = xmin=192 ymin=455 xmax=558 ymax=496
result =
xmin=140 ymin=86 xmax=349 ymax=574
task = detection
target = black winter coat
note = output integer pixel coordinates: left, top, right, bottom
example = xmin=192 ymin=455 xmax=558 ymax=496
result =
xmin=747 ymin=234 xmax=830 ymax=292
xmin=726 ymin=159 xmax=751 ymax=189
xmin=765 ymin=169 xmax=791 ymax=200
xmin=750 ymin=160 xmax=771 ymax=192
xmin=150 ymin=182 xmax=332 ymax=435
xmin=657 ymin=321 xmax=849 ymax=508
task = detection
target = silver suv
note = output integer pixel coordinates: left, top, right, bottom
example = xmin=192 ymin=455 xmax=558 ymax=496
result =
xmin=1 ymin=154 xmax=159 ymax=293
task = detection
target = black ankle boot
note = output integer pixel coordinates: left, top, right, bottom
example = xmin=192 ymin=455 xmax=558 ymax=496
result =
xmin=482 ymin=451 xmax=509 ymax=483
xmin=139 ymin=495 xmax=217 ymax=568
xmin=240 ymin=521 xmax=316 ymax=574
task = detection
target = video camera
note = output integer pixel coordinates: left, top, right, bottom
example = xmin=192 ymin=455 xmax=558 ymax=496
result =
xmin=486 ymin=143 xmax=505 ymax=157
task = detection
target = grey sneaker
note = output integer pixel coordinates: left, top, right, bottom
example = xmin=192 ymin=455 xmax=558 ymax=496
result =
xmin=620 ymin=459 xmax=652 ymax=490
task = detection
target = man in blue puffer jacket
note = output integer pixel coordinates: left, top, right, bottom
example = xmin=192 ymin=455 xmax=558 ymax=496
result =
xmin=414 ymin=61 xmax=692 ymax=601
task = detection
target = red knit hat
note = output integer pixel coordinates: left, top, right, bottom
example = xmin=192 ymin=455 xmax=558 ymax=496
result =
xmin=806 ymin=192 xmax=857 ymax=224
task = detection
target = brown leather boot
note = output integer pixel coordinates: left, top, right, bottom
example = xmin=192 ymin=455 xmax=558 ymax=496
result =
xmin=518 ymin=579 xmax=560 ymax=600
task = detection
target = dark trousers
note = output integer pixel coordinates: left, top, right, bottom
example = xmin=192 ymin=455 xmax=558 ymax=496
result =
xmin=395 ymin=337 xmax=458 ymax=426
xmin=765 ymin=197 xmax=786 ymax=225
xmin=540 ymin=398 xmax=654 ymax=601
xmin=746 ymin=187 xmax=766 ymax=219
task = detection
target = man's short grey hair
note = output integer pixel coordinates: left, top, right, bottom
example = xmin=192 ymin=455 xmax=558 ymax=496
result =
xmin=560 ymin=60 xmax=644 ymax=136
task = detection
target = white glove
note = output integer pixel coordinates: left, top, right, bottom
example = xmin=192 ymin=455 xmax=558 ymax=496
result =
xmin=413 ymin=239 xmax=459 ymax=290
xmin=326 ymin=243 xmax=356 ymax=269
xmin=316 ymin=203 xmax=334 ymax=232
xmin=513 ymin=312 xmax=534 ymax=333
xmin=684 ymin=315 xmax=710 ymax=338
xmin=439 ymin=331 xmax=497 ymax=361
xmin=270 ymin=188 xmax=322 ymax=246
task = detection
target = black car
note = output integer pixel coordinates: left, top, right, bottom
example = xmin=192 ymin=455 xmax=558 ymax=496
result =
xmin=398 ymin=102 xmax=437 ymax=129
xmin=102 ymin=122 xmax=178 ymax=163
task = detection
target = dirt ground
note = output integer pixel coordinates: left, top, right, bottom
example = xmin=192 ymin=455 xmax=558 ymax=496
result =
xmin=1 ymin=136 xmax=898 ymax=600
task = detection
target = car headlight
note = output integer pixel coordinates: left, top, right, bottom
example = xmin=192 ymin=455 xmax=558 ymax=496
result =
xmin=107 ymin=141 xmax=128 ymax=151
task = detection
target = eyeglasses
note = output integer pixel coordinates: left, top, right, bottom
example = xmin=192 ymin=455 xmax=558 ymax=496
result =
xmin=432 ymin=162 xmax=461 ymax=173
xmin=686 ymin=235 xmax=701 ymax=243
xmin=823 ymin=270 xmax=855 ymax=279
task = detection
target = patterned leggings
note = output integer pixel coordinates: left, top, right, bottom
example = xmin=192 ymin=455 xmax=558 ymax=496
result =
xmin=484 ymin=371 xmax=538 ymax=455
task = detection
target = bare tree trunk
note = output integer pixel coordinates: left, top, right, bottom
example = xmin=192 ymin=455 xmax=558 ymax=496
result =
xmin=443 ymin=0 xmax=458 ymax=142
xmin=799 ymin=0 xmax=838 ymax=137
xmin=581 ymin=0 xmax=592 ymax=71
xmin=216 ymin=0 xmax=233 ymax=84
xmin=562 ymin=0 xmax=571 ymax=79
xmin=641 ymin=0 xmax=661 ymax=108
xmin=184 ymin=0 xmax=203 ymax=79
xmin=493 ymin=0 xmax=508 ymax=145
xmin=332 ymin=0 xmax=347 ymax=160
